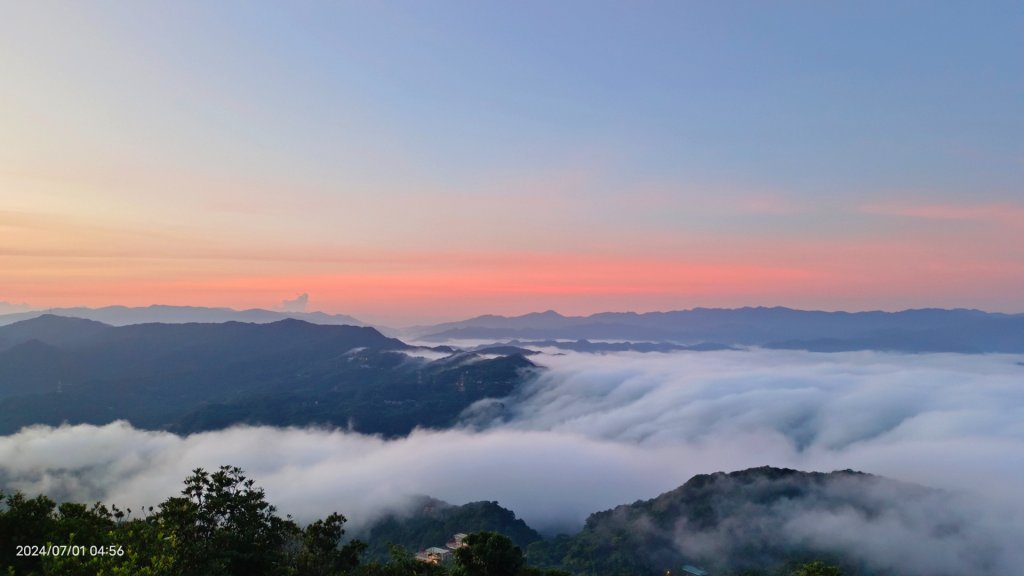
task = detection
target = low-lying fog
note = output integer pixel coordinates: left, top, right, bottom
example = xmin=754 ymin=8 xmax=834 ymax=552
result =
xmin=2 ymin=350 xmax=1022 ymax=572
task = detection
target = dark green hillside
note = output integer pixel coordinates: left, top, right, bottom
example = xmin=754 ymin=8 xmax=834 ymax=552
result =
xmin=360 ymin=498 xmax=542 ymax=561
xmin=0 ymin=316 xmax=535 ymax=436
xmin=528 ymin=467 xmax=936 ymax=576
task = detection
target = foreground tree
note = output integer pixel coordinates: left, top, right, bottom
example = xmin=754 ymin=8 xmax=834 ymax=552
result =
xmin=453 ymin=531 xmax=525 ymax=576
xmin=157 ymin=465 xmax=310 ymax=576
xmin=3 ymin=466 xmax=364 ymax=576
xmin=3 ymin=470 xmax=572 ymax=576
xmin=296 ymin=512 xmax=366 ymax=575
xmin=0 ymin=491 xmax=63 ymax=575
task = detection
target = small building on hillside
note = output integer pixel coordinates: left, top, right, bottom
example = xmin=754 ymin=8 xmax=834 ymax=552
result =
xmin=415 ymin=547 xmax=452 ymax=565
xmin=447 ymin=533 xmax=468 ymax=549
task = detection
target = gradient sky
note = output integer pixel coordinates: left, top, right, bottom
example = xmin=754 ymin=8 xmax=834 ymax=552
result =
xmin=1 ymin=1 xmax=1021 ymax=324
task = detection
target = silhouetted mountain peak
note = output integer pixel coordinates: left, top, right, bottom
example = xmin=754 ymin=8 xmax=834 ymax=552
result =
xmin=0 ymin=314 xmax=112 ymax=350
xmin=528 ymin=310 xmax=564 ymax=318
xmin=13 ymin=314 xmax=111 ymax=329
xmin=266 ymin=317 xmax=314 ymax=327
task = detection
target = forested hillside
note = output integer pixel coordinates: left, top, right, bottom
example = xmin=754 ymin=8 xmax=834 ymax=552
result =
xmin=360 ymin=498 xmax=542 ymax=561
xmin=0 ymin=316 xmax=535 ymax=436
xmin=526 ymin=467 xmax=939 ymax=576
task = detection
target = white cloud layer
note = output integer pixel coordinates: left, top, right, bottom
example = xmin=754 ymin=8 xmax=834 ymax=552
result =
xmin=1 ymin=350 xmax=1023 ymax=572
xmin=279 ymin=292 xmax=309 ymax=313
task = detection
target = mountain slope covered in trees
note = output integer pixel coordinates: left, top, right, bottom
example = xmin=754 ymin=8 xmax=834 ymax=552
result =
xmin=0 ymin=316 xmax=535 ymax=436
xmin=526 ymin=467 xmax=948 ymax=576
xmin=359 ymin=497 xmax=542 ymax=562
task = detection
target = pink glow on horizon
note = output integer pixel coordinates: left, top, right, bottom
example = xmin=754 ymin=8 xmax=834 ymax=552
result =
xmin=4 ymin=245 xmax=1022 ymax=324
xmin=3 ymin=197 xmax=1022 ymax=324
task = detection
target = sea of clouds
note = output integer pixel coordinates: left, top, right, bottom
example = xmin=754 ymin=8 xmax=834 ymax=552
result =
xmin=2 ymin=349 xmax=1022 ymax=573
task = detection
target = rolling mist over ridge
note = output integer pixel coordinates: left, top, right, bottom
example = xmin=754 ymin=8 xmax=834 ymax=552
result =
xmin=354 ymin=465 xmax=1003 ymax=576
xmin=522 ymin=466 xmax=1005 ymax=576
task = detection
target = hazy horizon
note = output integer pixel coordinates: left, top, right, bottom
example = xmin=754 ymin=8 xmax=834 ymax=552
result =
xmin=3 ymin=2 xmax=1022 ymax=325
xmin=3 ymin=300 xmax=1024 ymax=329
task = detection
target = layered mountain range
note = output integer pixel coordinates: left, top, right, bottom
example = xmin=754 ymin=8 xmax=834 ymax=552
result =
xmin=0 ymin=304 xmax=367 ymax=328
xmin=5 ymin=305 xmax=1022 ymax=353
xmin=0 ymin=315 xmax=532 ymax=435
xmin=412 ymin=307 xmax=1024 ymax=353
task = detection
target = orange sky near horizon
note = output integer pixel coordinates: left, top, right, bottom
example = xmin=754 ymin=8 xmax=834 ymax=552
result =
xmin=3 ymin=201 xmax=1022 ymax=325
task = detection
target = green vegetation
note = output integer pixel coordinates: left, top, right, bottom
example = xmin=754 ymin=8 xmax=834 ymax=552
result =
xmin=361 ymin=499 xmax=541 ymax=561
xmin=523 ymin=467 xmax=916 ymax=576
xmin=0 ymin=467 xmax=566 ymax=576
xmin=0 ymin=466 xmax=853 ymax=576
xmin=0 ymin=466 xmax=364 ymax=576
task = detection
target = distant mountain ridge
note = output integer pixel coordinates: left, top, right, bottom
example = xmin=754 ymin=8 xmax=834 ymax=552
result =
xmin=0 ymin=304 xmax=367 ymax=328
xmin=7 ymin=305 xmax=1022 ymax=353
xmin=412 ymin=307 xmax=1024 ymax=353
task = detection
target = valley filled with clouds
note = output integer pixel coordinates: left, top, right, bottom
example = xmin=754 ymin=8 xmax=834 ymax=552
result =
xmin=1 ymin=348 xmax=1022 ymax=574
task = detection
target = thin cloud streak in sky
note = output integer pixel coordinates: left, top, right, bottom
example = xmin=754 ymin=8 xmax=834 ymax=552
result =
xmin=861 ymin=201 xmax=1024 ymax=226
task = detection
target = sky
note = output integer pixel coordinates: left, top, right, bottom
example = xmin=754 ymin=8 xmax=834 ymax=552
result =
xmin=1 ymin=1 xmax=1021 ymax=325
